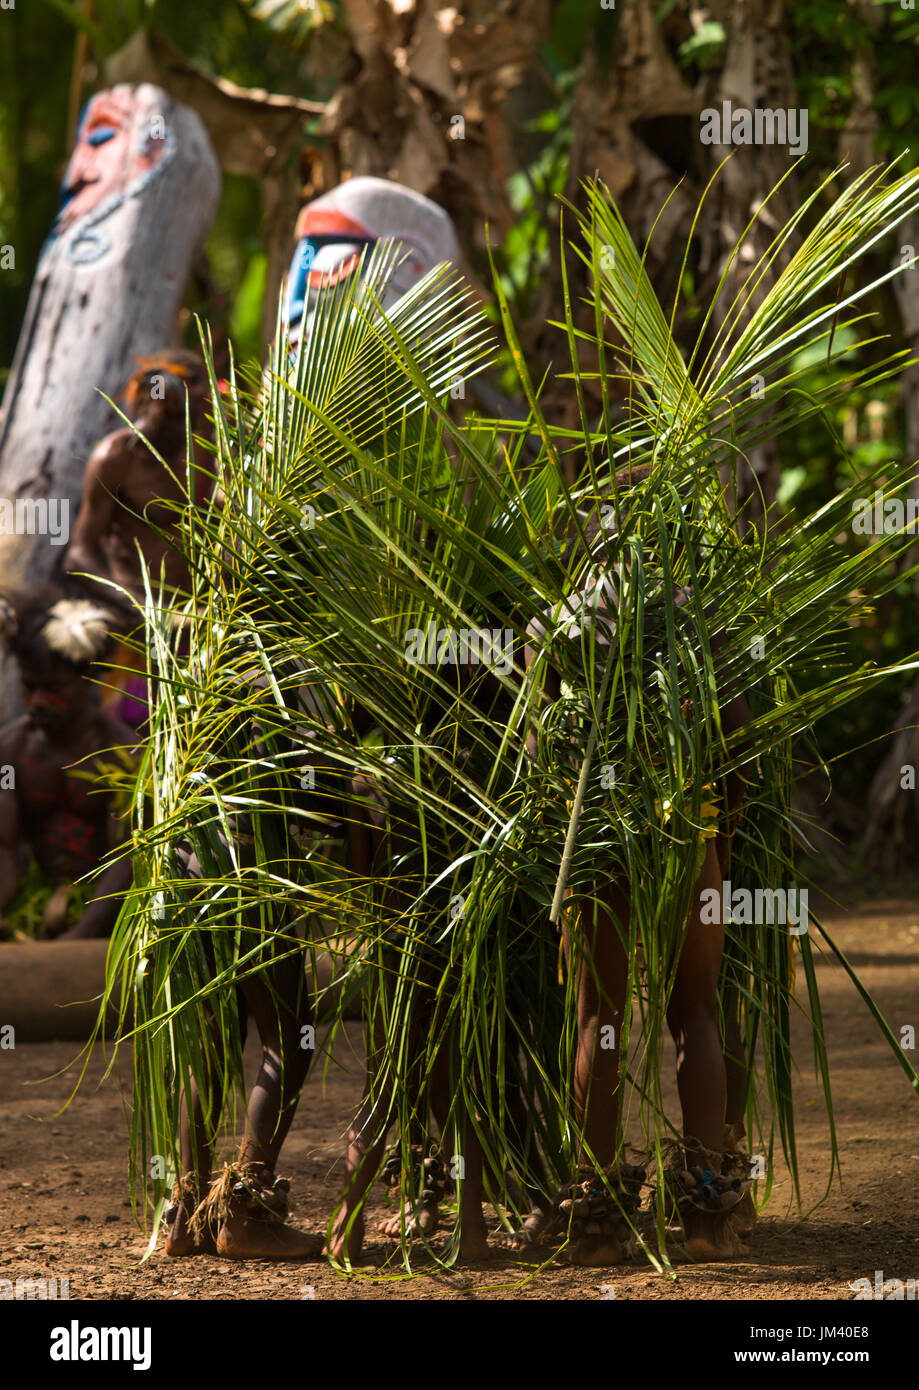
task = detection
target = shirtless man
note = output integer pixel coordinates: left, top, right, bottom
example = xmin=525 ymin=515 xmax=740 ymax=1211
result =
xmin=64 ymin=349 xmax=214 ymax=623
xmin=0 ymin=586 xmax=134 ymax=941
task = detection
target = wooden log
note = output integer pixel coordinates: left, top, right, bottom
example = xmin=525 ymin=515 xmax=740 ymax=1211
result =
xmin=0 ymin=940 xmax=119 ymax=1041
xmin=0 ymin=84 xmax=220 ymax=716
xmin=0 ymin=940 xmax=361 ymax=1042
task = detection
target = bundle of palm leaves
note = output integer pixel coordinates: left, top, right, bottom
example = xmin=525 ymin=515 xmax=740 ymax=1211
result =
xmin=101 ymin=162 xmax=919 ymax=1267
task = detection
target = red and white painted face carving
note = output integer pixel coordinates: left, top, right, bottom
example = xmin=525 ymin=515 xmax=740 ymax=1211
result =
xmin=283 ymin=179 xmax=456 ymax=351
xmin=57 ymin=91 xmax=164 ymax=234
xmin=284 ymin=207 xmax=377 ymax=348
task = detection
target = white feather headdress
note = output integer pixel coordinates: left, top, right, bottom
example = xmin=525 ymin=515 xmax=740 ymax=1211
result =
xmin=41 ymin=599 xmax=112 ymax=663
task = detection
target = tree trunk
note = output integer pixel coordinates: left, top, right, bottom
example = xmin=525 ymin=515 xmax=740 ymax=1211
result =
xmin=104 ymin=7 xmax=558 ymax=352
xmin=323 ymin=0 xmax=555 ymax=256
xmin=862 ymin=216 xmax=919 ymax=866
xmin=0 ymin=83 xmax=219 ymax=714
xmin=698 ymin=0 xmax=801 ymax=533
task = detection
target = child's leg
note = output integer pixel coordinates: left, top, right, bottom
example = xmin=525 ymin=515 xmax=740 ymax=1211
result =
xmin=165 ymin=1071 xmax=217 ymax=1256
xmin=722 ymin=982 xmax=756 ymax=1236
xmin=455 ymin=1120 xmax=489 ymax=1261
xmin=327 ymin=1011 xmax=397 ymax=1264
xmin=430 ymin=1047 xmax=491 ymax=1262
xmin=723 ymin=1001 xmax=747 ymax=1133
xmin=716 ymin=822 xmax=748 ymax=1135
xmin=166 ymin=990 xmax=248 ymax=1255
xmin=667 ymin=840 xmax=726 ymax=1157
xmin=329 ymin=772 xmax=420 ymax=1263
xmin=217 ymin=949 xmax=323 ymax=1259
xmin=563 ymin=887 xmax=631 ymax=1265
xmin=718 ymin=814 xmax=756 ymax=1237
xmin=330 ymin=1008 xmax=492 ymax=1265
xmin=379 ymin=1049 xmax=442 ymax=1242
xmin=165 ymin=845 xmax=226 ymax=1257
xmin=567 ymin=888 xmax=629 ymax=1171
xmin=377 ymin=1035 xmax=492 ymax=1261
xmin=504 ymin=1074 xmax=553 ymax=1249
xmin=666 ymin=838 xmax=743 ymax=1259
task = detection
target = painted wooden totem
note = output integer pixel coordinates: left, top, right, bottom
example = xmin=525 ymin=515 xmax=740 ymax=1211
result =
xmin=283 ymin=175 xmax=461 ymax=352
xmin=0 ymin=85 xmax=220 ymax=721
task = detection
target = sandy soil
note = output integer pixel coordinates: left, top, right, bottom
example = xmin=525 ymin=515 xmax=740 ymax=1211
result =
xmin=2 ymin=891 xmax=918 ymax=1301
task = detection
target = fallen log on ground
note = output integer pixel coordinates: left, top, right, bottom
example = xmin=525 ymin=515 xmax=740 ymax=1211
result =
xmin=0 ymin=939 xmax=361 ymax=1042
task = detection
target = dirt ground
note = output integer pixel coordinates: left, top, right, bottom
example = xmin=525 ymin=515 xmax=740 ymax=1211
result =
xmin=2 ymin=890 xmax=918 ymax=1301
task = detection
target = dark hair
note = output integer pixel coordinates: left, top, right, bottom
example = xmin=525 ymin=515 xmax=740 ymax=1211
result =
xmin=1 ymin=582 xmax=113 ymax=676
xmin=120 ymin=348 xmax=209 ymax=422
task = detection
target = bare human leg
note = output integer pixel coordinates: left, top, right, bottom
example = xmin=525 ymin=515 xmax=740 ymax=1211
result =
xmin=328 ymin=773 xmax=401 ymax=1264
xmin=327 ymin=1010 xmax=395 ymax=1264
xmin=165 ymin=1067 xmax=218 ymax=1257
xmin=503 ymin=1075 xmax=553 ymax=1250
xmin=563 ymin=887 xmax=631 ymax=1266
xmin=379 ymin=1050 xmax=442 ymax=1243
xmin=423 ymin=1038 xmax=496 ymax=1260
xmin=666 ymin=839 xmax=745 ymax=1260
xmin=217 ymin=948 xmax=324 ymax=1259
xmin=165 ymin=849 xmax=230 ymax=1258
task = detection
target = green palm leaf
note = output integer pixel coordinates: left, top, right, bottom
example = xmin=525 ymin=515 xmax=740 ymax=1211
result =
xmin=92 ymin=165 xmax=919 ymax=1268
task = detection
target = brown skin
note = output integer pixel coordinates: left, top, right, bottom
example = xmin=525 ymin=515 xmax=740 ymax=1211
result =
xmin=524 ymin=572 xmax=754 ymax=1265
xmin=164 ymin=688 xmax=334 ymax=1261
xmin=328 ymin=1028 xmax=492 ymax=1266
xmin=555 ymin=844 xmax=745 ymax=1266
xmin=326 ymin=771 xmax=493 ymax=1265
xmin=165 ymin=939 xmax=324 ymax=1262
xmin=0 ymin=664 xmax=133 ymax=940
xmin=64 ymin=390 xmax=213 ymax=623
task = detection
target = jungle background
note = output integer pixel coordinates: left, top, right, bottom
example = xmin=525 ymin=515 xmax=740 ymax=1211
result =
xmin=1 ymin=0 xmax=918 ymax=876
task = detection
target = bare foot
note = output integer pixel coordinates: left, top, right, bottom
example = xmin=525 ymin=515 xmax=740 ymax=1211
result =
xmin=165 ymin=1225 xmax=216 ymax=1257
xmin=506 ymin=1206 xmax=552 ymax=1251
xmin=567 ymin=1234 xmax=631 ymax=1267
xmin=681 ymin=1210 xmax=747 ymax=1262
xmin=458 ymin=1219 xmax=492 ymax=1262
xmin=216 ymin=1212 xmax=324 ymax=1261
xmin=380 ymin=1196 xmax=439 ymax=1240
xmin=326 ymin=1205 xmax=365 ymax=1263
xmin=734 ymin=1191 xmax=757 ymax=1239
xmin=164 ymin=1200 xmax=217 ymax=1257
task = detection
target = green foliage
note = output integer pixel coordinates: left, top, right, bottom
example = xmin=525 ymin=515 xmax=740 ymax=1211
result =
xmin=0 ymin=1 xmax=73 ymax=380
xmin=241 ymin=0 xmax=338 ymax=46
xmin=90 ymin=166 xmax=919 ymax=1266
xmin=2 ymin=860 xmax=92 ymax=941
xmin=40 ymin=0 xmax=149 ymax=56
xmin=791 ymin=0 xmax=919 ymax=163
xmin=675 ymin=18 xmax=726 ymax=73
xmin=495 ymin=76 xmax=574 ymax=331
